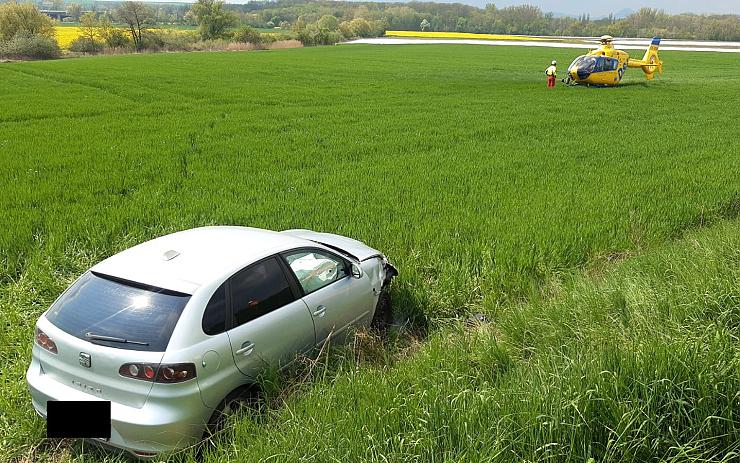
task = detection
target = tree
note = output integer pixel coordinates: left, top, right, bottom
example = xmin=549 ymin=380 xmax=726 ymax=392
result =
xmin=317 ymin=15 xmax=339 ymax=31
xmin=71 ymin=12 xmax=103 ymax=53
xmin=349 ymin=18 xmax=371 ymax=37
xmin=189 ymin=0 xmax=237 ymax=40
xmin=79 ymin=12 xmax=98 ymax=42
xmin=0 ymin=2 xmax=56 ymax=42
xmin=353 ymin=5 xmax=370 ymax=20
xmin=292 ymin=15 xmax=306 ymax=32
xmin=116 ymin=1 xmax=154 ymax=51
xmin=67 ymin=4 xmax=82 ymax=21
xmin=456 ymin=17 xmax=467 ymax=31
xmin=98 ymin=18 xmax=130 ymax=48
xmin=420 ymin=18 xmax=431 ymax=31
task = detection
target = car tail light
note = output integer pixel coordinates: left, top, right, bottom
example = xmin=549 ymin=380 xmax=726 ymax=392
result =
xmin=35 ymin=327 xmax=58 ymax=354
xmin=119 ymin=363 xmax=196 ymax=383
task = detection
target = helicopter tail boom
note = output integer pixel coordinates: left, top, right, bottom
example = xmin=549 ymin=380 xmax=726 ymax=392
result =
xmin=627 ymin=37 xmax=663 ymax=80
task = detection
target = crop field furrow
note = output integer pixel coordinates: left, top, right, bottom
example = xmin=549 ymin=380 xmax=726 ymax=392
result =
xmin=1 ymin=65 xmax=145 ymax=105
xmin=0 ymin=68 xmax=133 ymax=121
xmin=0 ymin=110 xmax=116 ymax=125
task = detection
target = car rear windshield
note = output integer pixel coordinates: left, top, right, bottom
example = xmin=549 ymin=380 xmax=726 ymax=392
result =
xmin=45 ymin=271 xmax=191 ymax=352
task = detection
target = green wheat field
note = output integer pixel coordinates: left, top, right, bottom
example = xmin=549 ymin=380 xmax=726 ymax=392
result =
xmin=1 ymin=44 xmax=739 ymax=462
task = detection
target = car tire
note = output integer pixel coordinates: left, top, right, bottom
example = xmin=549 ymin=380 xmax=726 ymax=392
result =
xmin=203 ymin=386 xmax=258 ymax=440
xmin=371 ymin=290 xmax=392 ymax=333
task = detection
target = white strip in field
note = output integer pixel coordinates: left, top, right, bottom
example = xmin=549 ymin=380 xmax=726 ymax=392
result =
xmin=347 ymin=37 xmax=740 ymax=53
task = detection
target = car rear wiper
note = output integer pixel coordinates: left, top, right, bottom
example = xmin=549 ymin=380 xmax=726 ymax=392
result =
xmin=85 ymin=332 xmax=149 ymax=346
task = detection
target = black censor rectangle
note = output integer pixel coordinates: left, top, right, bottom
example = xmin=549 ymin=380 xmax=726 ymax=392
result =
xmin=46 ymin=401 xmax=111 ymax=438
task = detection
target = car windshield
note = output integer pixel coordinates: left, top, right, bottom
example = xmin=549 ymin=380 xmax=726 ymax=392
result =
xmin=45 ymin=272 xmax=191 ymax=352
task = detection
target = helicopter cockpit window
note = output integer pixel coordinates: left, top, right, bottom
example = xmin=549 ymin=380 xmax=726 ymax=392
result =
xmin=578 ymin=56 xmax=596 ymax=73
xmin=569 ymin=56 xmax=596 ymax=74
xmin=567 ymin=57 xmax=581 ymax=71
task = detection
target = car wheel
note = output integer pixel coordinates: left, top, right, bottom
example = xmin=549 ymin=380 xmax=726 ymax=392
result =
xmin=371 ymin=290 xmax=392 ymax=333
xmin=203 ymin=386 xmax=258 ymax=440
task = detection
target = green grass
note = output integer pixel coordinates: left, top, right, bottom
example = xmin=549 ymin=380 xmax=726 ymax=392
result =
xmin=0 ymin=44 xmax=739 ymax=462
xmin=213 ymin=216 xmax=740 ymax=463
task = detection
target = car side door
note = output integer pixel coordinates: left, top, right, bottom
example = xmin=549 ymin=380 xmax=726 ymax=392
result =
xmin=281 ymin=248 xmax=373 ymax=346
xmin=225 ymin=256 xmax=316 ymax=378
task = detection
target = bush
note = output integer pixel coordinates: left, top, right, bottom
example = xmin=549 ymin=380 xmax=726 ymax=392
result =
xmin=141 ymin=29 xmax=198 ymax=52
xmin=232 ymin=25 xmax=262 ymax=44
xmin=69 ymin=36 xmax=103 ymax=54
xmin=369 ymin=19 xmax=387 ymax=37
xmin=99 ymin=27 xmax=131 ymax=50
xmin=349 ymin=18 xmax=372 ymax=38
xmin=296 ymin=24 xmax=343 ymax=46
xmin=339 ymin=18 xmax=385 ymax=39
xmin=0 ymin=32 xmax=60 ymax=59
xmin=339 ymin=20 xmax=353 ymax=39
xmin=260 ymin=32 xmax=290 ymax=44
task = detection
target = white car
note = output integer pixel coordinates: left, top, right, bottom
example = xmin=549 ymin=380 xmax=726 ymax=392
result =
xmin=27 ymin=226 xmax=397 ymax=458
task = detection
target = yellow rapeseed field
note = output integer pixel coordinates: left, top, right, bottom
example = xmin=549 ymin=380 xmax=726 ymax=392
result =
xmin=55 ymin=26 xmax=84 ymax=48
xmin=385 ymin=30 xmax=545 ymax=41
xmin=54 ymin=26 xmax=195 ymax=49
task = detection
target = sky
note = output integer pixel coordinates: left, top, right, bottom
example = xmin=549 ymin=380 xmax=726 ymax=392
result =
xmin=479 ymin=0 xmax=740 ymax=17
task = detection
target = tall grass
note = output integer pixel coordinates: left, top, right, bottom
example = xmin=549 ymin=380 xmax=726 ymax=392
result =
xmin=206 ymin=218 xmax=740 ymax=462
xmin=1 ymin=47 xmax=738 ymax=316
xmin=0 ymin=45 xmax=738 ymax=461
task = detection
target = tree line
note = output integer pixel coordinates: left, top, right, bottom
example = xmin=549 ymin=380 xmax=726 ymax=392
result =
xmin=234 ymin=1 xmax=740 ymax=42
xmin=20 ymin=0 xmax=740 ymax=41
xmin=2 ymin=0 xmax=739 ymax=60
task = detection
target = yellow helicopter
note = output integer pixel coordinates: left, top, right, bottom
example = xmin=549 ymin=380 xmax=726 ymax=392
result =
xmin=564 ymin=35 xmax=663 ymax=86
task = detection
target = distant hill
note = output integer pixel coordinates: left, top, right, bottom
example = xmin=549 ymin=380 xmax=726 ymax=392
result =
xmin=613 ymin=8 xmax=636 ymax=19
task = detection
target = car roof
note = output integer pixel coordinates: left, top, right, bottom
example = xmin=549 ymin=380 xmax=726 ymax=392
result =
xmin=90 ymin=226 xmax=310 ymax=294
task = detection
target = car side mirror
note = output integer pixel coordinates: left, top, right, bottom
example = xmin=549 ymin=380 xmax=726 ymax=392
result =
xmin=350 ymin=263 xmax=363 ymax=279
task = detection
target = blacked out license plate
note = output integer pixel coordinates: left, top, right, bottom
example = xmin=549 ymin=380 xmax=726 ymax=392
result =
xmin=47 ymin=400 xmax=111 ymax=439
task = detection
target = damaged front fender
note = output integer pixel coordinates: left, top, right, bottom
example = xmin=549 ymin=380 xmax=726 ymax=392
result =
xmin=382 ymin=258 xmax=398 ymax=289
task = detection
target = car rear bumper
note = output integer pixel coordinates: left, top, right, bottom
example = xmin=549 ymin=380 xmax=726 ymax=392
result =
xmin=27 ymin=357 xmax=211 ymax=458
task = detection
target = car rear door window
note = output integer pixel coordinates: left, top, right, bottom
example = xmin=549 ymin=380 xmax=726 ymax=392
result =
xmin=283 ymin=250 xmax=348 ymax=295
xmin=230 ymin=257 xmax=295 ymax=327
xmin=45 ymin=272 xmax=191 ymax=352
xmin=202 ymin=282 xmax=227 ymax=335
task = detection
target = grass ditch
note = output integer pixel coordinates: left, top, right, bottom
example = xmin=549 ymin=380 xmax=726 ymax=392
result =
xmin=196 ymin=217 xmax=740 ymax=462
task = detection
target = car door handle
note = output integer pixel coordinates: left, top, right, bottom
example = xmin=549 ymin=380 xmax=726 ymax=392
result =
xmin=312 ymin=305 xmax=327 ymax=317
xmin=236 ymin=341 xmax=255 ymax=356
